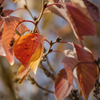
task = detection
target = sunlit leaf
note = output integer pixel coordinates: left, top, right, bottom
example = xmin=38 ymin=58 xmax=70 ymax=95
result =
xmin=73 ymin=44 xmax=97 ymax=100
xmin=54 ymin=69 xmax=73 ymax=100
xmin=17 ymin=65 xmax=31 ymax=83
xmin=47 ymin=2 xmax=96 ymax=46
xmin=13 ymin=33 xmax=44 ymax=75
xmin=3 ymin=9 xmax=13 ymax=16
xmin=66 ymin=3 xmax=96 ymax=46
xmin=71 ymin=0 xmax=100 ymax=22
xmin=0 ymin=30 xmax=6 ymax=56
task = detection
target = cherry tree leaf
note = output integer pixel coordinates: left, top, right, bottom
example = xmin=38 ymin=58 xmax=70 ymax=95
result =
xmin=13 ymin=33 xmax=44 ymax=74
xmin=66 ymin=3 xmax=96 ymax=46
xmin=73 ymin=44 xmax=97 ymax=100
xmin=71 ymin=0 xmax=100 ymax=23
xmin=62 ymin=57 xmax=80 ymax=85
xmin=84 ymin=0 xmax=100 ymax=23
xmin=0 ymin=0 xmax=5 ymax=6
xmin=17 ymin=65 xmax=31 ymax=83
xmin=54 ymin=69 xmax=73 ymax=100
xmin=3 ymin=9 xmax=13 ymax=16
xmin=48 ymin=2 xmax=96 ymax=46
xmin=0 ymin=30 xmax=6 ymax=56
xmin=64 ymin=48 xmax=81 ymax=95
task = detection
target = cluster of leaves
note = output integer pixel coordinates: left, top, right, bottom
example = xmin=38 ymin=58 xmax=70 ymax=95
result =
xmin=0 ymin=0 xmax=100 ymax=100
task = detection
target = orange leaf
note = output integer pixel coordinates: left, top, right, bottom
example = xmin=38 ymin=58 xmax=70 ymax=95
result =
xmin=17 ymin=65 xmax=31 ymax=83
xmin=13 ymin=33 xmax=44 ymax=76
xmin=2 ymin=16 xmax=28 ymax=65
xmin=54 ymin=69 xmax=73 ymax=100
xmin=74 ymin=44 xmax=97 ymax=100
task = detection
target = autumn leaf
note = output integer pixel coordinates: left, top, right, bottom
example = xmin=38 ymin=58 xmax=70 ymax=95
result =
xmin=71 ymin=0 xmax=100 ymax=23
xmin=13 ymin=32 xmax=44 ymax=81
xmin=66 ymin=3 xmax=96 ymax=46
xmin=0 ymin=0 xmax=5 ymax=6
xmin=62 ymin=56 xmax=80 ymax=85
xmin=54 ymin=69 xmax=73 ymax=100
xmin=47 ymin=2 xmax=96 ymax=46
xmin=1 ymin=16 xmax=29 ymax=65
xmin=0 ymin=30 xmax=6 ymax=56
xmin=73 ymin=44 xmax=97 ymax=100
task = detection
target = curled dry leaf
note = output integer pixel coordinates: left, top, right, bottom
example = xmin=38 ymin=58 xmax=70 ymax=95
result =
xmin=73 ymin=44 xmax=97 ymax=100
xmin=54 ymin=69 xmax=73 ymax=100
xmin=13 ymin=33 xmax=44 ymax=81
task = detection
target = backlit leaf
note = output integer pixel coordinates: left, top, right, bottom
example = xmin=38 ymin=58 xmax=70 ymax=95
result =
xmin=17 ymin=65 xmax=31 ymax=83
xmin=71 ymin=0 xmax=100 ymax=23
xmin=48 ymin=2 xmax=96 ymax=46
xmin=66 ymin=3 xmax=96 ymax=46
xmin=13 ymin=33 xmax=44 ymax=75
xmin=73 ymin=44 xmax=97 ymax=100
xmin=62 ymin=57 xmax=80 ymax=85
xmin=3 ymin=9 xmax=13 ymax=16
xmin=0 ymin=30 xmax=6 ymax=56
xmin=54 ymin=69 xmax=73 ymax=100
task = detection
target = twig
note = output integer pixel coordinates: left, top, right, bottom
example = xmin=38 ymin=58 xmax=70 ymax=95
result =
xmin=43 ymin=37 xmax=62 ymax=59
xmin=71 ymin=89 xmax=79 ymax=100
xmin=33 ymin=0 xmax=45 ymax=32
xmin=39 ymin=62 xmax=56 ymax=81
xmin=46 ymin=57 xmax=56 ymax=75
xmin=24 ymin=0 xmax=35 ymax=21
xmin=27 ymin=75 xmax=54 ymax=94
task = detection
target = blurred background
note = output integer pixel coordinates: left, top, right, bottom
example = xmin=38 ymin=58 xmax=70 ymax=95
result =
xmin=0 ymin=0 xmax=100 ymax=100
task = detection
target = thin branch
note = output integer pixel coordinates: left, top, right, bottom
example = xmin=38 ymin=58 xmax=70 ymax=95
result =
xmin=33 ymin=0 xmax=45 ymax=32
xmin=27 ymin=75 xmax=54 ymax=94
xmin=46 ymin=57 xmax=56 ymax=75
xmin=24 ymin=0 xmax=35 ymax=21
xmin=39 ymin=62 xmax=56 ymax=81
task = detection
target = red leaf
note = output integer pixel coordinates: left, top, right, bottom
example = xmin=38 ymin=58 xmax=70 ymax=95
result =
xmin=66 ymin=3 xmax=96 ymax=46
xmin=84 ymin=0 xmax=100 ymax=23
xmin=62 ymin=57 xmax=80 ymax=85
xmin=3 ymin=9 xmax=13 ymax=16
xmin=73 ymin=44 xmax=97 ymax=100
xmin=54 ymin=69 xmax=73 ymax=100
xmin=2 ymin=16 xmax=23 ymax=52
xmin=0 ymin=0 xmax=5 ymax=6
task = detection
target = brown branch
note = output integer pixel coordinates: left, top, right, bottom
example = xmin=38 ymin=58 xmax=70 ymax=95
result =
xmin=27 ymin=75 xmax=54 ymax=94
xmin=39 ymin=62 xmax=56 ymax=81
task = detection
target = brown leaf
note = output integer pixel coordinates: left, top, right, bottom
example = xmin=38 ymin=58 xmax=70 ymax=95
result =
xmin=3 ymin=9 xmax=13 ymax=16
xmin=74 ymin=44 xmax=97 ymax=100
xmin=84 ymin=0 xmax=100 ymax=23
xmin=71 ymin=0 xmax=100 ymax=23
xmin=54 ymin=69 xmax=73 ymax=100
xmin=66 ymin=3 xmax=96 ymax=46
xmin=0 ymin=0 xmax=5 ymax=6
